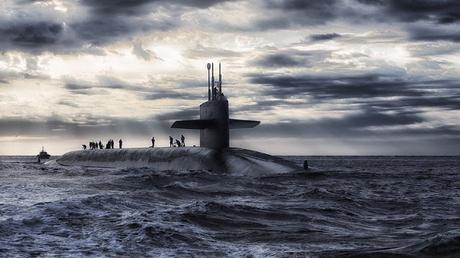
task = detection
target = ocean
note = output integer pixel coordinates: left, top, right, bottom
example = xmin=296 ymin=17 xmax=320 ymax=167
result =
xmin=0 ymin=156 xmax=459 ymax=257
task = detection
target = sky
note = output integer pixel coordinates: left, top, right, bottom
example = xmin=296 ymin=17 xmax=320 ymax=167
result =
xmin=0 ymin=0 xmax=460 ymax=155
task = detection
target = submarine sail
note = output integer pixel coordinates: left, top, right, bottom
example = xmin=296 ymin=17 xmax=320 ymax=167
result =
xmin=172 ymin=62 xmax=260 ymax=149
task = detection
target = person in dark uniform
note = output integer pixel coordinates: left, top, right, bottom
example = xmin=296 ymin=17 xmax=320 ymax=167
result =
xmin=119 ymin=139 xmax=123 ymax=149
xmin=180 ymin=135 xmax=185 ymax=147
xmin=151 ymin=137 xmax=155 ymax=148
xmin=82 ymin=144 xmax=87 ymax=150
xmin=175 ymin=139 xmax=181 ymax=147
xmin=169 ymin=136 xmax=173 ymax=147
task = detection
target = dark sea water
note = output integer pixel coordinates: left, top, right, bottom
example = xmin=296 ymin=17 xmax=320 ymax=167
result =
xmin=0 ymin=156 xmax=459 ymax=257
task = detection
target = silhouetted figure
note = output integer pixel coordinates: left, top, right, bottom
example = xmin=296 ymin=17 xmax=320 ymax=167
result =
xmin=303 ymin=160 xmax=309 ymax=170
xmin=169 ymin=136 xmax=173 ymax=147
xmin=99 ymin=141 xmax=103 ymax=149
xmin=82 ymin=144 xmax=87 ymax=150
xmin=181 ymin=135 xmax=185 ymax=147
xmin=119 ymin=139 xmax=123 ymax=149
xmin=111 ymin=139 xmax=114 ymax=149
xmin=106 ymin=140 xmax=111 ymax=149
xmin=175 ymin=139 xmax=181 ymax=148
xmin=151 ymin=137 xmax=155 ymax=148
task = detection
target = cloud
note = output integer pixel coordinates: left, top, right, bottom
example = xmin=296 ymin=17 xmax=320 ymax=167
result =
xmin=64 ymin=76 xmax=150 ymax=95
xmin=309 ymin=33 xmax=342 ymax=41
xmin=249 ymin=49 xmax=330 ymax=68
xmin=143 ymin=89 xmax=201 ymax=101
xmin=236 ymin=110 xmax=426 ymax=138
xmin=260 ymin=0 xmax=342 ymax=27
xmin=0 ymin=0 xmax=232 ymax=53
xmin=0 ymin=21 xmax=65 ymax=51
xmin=407 ymin=23 xmax=460 ymax=42
xmin=132 ymin=42 xmax=160 ymax=61
xmin=253 ymin=0 xmax=460 ymax=43
xmin=358 ymin=0 xmax=460 ymax=24
xmin=251 ymin=53 xmax=306 ymax=68
xmin=185 ymin=44 xmax=243 ymax=59
xmin=156 ymin=109 xmax=199 ymax=122
xmin=0 ymin=115 xmax=164 ymax=138
xmin=249 ymin=73 xmax=416 ymax=98
xmin=79 ymin=0 xmax=232 ymax=15
xmin=246 ymin=72 xmax=460 ymax=115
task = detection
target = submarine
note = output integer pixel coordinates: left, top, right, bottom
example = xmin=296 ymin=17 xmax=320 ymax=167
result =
xmin=57 ymin=63 xmax=302 ymax=175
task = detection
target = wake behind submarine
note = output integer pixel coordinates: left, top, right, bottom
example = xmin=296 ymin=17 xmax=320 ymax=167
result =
xmin=57 ymin=63 xmax=302 ymax=175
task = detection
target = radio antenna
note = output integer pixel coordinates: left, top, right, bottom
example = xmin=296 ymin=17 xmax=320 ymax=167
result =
xmin=219 ymin=63 xmax=222 ymax=95
xmin=207 ymin=63 xmax=211 ymax=100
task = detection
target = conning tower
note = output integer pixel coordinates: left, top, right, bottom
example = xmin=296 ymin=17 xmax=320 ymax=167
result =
xmin=172 ymin=63 xmax=260 ymax=150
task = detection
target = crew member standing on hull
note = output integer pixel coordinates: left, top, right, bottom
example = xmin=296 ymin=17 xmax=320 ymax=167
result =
xmin=181 ymin=135 xmax=185 ymax=147
xmin=119 ymin=139 xmax=123 ymax=149
xmin=151 ymin=137 xmax=155 ymax=148
xmin=169 ymin=136 xmax=173 ymax=147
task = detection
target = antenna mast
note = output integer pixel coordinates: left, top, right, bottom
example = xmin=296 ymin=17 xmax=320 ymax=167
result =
xmin=207 ymin=63 xmax=211 ymax=100
xmin=211 ymin=63 xmax=215 ymax=100
xmin=219 ymin=63 xmax=222 ymax=96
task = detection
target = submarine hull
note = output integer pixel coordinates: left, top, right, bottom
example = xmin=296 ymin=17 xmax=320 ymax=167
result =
xmin=56 ymin=147 xmax=301 ymax=176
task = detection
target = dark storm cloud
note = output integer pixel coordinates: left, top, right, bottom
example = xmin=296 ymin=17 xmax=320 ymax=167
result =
xmin=250 ymin=50 xmax=330 ymax=68
xmin=264 ymin=0 xmax=460 ymax=25
xmin=263 ymin=0 xmax=341 ymax=25
xmin=248 ymin=73 xmax=423 ymax=99
xmin=79 ymin=0 xmax=232 ymax=15
xmin=355 ymin=0 xmax=460 ymax=42
xmin=358 ymin=0 xmax=460 ymax=24
xmin=255 ymin=0 xmax=460 ymax=43
xmin=246 ymin=72 xmax=460 ymax=118
xmin=252 ymin=54 xmax=305 ymax=68
xmin=71 ymin=0 xmax=232 ymax=46
xmin=0 ymin=21 xmax=64 ymax=51
xmin=70 ymin=16 xmax=176 ymax=46
xmin=407 ymin=25 xmax=460 ymax=42
xmin=0 ymin=0 xmax=231 ymax=52
xmin=310 ymin=33 xmax=342 ymax=41
xmin=65 ymin=82 xmax=92 ymax=91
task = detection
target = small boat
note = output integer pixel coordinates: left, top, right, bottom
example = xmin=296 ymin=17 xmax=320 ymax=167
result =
xmin=37 ymin=147 xmax=51 ymax=162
